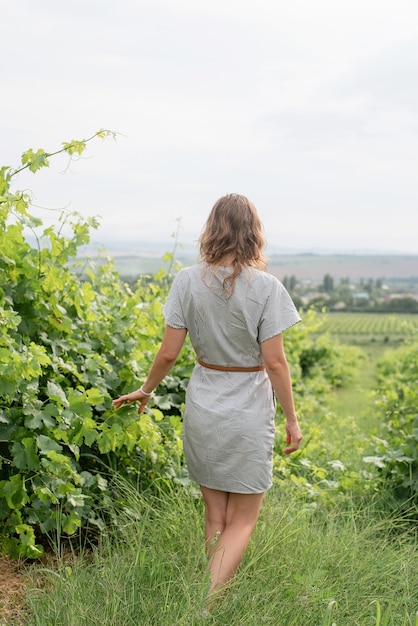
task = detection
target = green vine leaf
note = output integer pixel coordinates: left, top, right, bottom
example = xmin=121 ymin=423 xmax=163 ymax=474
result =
xmin=1 ymin=475 xmax=29 ymax=510
xmin=62 ymin=140 xmax=87 ymax=156
xmin=11 ymin=438 xmax=40 ymax=471
xmin=21 ymin=148 xmax=50 ymax=173
xmin=46 ymin=381 xmax=69 ymax=408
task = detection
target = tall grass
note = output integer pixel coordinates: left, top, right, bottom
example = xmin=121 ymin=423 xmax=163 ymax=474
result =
xmin=327 ymin=343 xmax=386 ymax=432
xmin=23 ymin=481 xmax=418 ymax=626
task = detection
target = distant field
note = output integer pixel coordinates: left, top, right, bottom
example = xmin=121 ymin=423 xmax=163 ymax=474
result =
xmin=318 ymin=312 xmax=418 ymax=342
xmin=103 ymin=253 xmax=418 ymax=282
xmin=267 ymin=254 xmax=418 ymax=281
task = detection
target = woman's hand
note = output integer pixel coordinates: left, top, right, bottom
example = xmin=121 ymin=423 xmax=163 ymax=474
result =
xmin=283 ymin=419 xmax=303 ymax=455
xmin=112 ymin=388 xmax=151 ymax=414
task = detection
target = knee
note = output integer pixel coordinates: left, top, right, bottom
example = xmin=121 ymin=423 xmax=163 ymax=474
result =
xmin=227 ymin=515 xmax=258 ymax=533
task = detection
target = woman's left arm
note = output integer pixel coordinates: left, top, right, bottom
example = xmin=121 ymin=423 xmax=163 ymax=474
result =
xmin=112 ymin=325 xmax=187 ymax=414
xmin=260 ymin=333 xmax=302 ymax=455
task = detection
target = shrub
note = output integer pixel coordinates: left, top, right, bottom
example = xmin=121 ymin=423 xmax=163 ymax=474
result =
xmin=0 ymin=134 xmax=191 ymax=557
xmin=364 ymin=339 xmax=418 ymax=514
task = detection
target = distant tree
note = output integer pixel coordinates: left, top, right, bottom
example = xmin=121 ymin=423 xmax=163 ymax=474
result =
xmin=365 ymin=278 xmax=374 ymax=294
xmin=288 ymin=275 xmax=297 ymax=292
xmin=308 ymin=296 xmax=329 ymax=311
xmin=322 ymin=274 xmax=334 ymax=293
xmin=382 ymin=297 xmax=418 ymax=313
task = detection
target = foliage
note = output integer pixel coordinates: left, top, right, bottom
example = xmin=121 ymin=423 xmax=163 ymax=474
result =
xmin=284 ymin=310 xmax=362 ymax=404
xmin=271 ymin=311 xmax=370 ymax=506
xmin=378 ymin=296 xmax=418 ymax=313
xmin=364 ymin=340 xmax=418 ymax=514
xmin=0 ymin=134 xmax=193 ymax=558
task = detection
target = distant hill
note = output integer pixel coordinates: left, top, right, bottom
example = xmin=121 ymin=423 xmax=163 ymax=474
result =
xmin=76 ymin=240 xmax=418 ymax=283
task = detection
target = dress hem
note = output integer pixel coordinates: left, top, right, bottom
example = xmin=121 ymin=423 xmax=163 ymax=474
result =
xmin=193 ymin=480 xmax=272 ymax=495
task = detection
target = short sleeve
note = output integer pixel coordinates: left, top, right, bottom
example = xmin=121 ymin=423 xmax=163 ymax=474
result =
xmin=163 ymin=270 xmax=188 ymax=329
xmin=258 ymin=278 xmax=301 ymax=343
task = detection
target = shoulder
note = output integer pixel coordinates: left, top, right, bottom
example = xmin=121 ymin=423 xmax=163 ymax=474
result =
xmin=248 ymin=268 xmax=284 ymax=292
xmin=171 ymin=264 xmax=202 ymax=287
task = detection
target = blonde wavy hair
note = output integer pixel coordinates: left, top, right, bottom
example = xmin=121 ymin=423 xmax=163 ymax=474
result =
xmin=198 ymin=193 xmax=267 ymax=294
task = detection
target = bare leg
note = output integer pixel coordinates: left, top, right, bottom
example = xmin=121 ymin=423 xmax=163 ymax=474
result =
xmin=200 ymin=486 xmax=264 ymax=596
xmin=200 ymin=486 xmax=229 ymax=558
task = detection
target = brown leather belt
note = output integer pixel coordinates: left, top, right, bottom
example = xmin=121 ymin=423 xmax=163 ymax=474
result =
xmin=197 ymin=358 xmax=266 ymax=372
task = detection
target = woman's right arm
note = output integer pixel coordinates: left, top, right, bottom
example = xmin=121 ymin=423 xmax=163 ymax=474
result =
xmin=112 ymin=325 xmax=187 ymax=414
xmin=260 ymin=333 xmax=303 ymax=455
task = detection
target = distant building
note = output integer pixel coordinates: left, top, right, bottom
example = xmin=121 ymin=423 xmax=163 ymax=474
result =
xmin=331 ymin=301 xmax=347 ymax=310
xmin=353 ymin=292 xmax=370 ymax=303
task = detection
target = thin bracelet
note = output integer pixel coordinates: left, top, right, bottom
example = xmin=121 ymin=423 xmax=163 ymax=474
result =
xmin=139 ymin=386 xmax=153 ymax=397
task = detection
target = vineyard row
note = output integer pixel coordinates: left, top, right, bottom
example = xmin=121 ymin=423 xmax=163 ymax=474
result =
xmin=319 ymin=313 xmax=418 ymax=335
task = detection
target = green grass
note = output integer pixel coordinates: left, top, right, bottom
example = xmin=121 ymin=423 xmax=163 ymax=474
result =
xmin=21 ymin=482 xmax=418 ymax=626
xmin=328 ymin=343 xmax=388 ymax=432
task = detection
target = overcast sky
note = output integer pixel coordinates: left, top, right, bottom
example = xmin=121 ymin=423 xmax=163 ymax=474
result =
xmin=2 ymin=0 xmax=418 ymax=254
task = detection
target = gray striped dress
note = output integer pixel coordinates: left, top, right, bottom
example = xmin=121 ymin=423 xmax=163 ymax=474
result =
xmin=163 ymin=263 xmax=301 ymax=494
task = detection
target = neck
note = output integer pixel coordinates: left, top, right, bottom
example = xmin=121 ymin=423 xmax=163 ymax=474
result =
xmin=214 ymin=255 xmax=235 ymax=267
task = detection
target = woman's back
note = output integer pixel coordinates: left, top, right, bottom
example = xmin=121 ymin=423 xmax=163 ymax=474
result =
xmin=164 ymin=263 xmax=300 ymax=368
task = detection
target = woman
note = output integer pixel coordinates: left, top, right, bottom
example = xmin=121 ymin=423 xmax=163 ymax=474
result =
xmin=112 ymin=193 xmax=302 ymax=600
